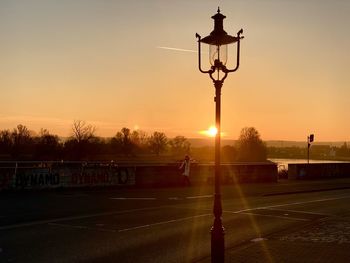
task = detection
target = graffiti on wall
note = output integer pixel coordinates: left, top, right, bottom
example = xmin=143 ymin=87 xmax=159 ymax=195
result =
xmin=0 ymin=169 xmax=14 ymax=190
xmin=15 ymin=168 xmax=60 ymax=188
xmin=0 ymin=164 xmax=137 ymax=191
xmin=70 ymin=166 xmax=135 ymax=186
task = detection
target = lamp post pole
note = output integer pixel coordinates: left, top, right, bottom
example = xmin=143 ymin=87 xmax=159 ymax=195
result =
xmin=196 ymin=8 xmax=244 ymax=263
xmin=212 ymin=79 xmax=224 ymax=262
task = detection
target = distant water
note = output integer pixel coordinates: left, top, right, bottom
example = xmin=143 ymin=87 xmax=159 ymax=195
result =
xmin=268 ymin=158 xmax=349 ymax=170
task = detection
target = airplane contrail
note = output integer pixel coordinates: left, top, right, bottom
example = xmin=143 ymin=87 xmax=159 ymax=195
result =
xmin=156 ymin=46 xmax=198 ymax=53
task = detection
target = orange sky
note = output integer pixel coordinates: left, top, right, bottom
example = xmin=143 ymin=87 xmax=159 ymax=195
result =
xmin=1 ymin=0 xmax=349 ymax=141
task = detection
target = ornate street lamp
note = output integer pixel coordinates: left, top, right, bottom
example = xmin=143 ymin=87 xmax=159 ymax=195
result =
xmin=196 ymin=8 xmax=243 ymax=263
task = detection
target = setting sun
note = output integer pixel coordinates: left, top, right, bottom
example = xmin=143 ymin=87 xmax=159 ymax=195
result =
xmin=200 ymin=126 xmax=218 ymax=137
xmin=208 ymin=126 xmax=218 ymax=137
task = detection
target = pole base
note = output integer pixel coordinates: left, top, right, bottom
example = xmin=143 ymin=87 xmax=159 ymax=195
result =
xmin=211 ymin=223 xmax=225 ymax=263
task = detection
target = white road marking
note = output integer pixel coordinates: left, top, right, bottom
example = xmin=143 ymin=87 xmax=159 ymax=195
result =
xmin=59 ymin=194 xmax=89 ymax=197
xmin=118 ymin=213 xmax=211 ymax=232
xmin=251 ymin=237 xmax=267 ymax=242
xmin=224 ymin=195 xmax=350 ymax=215
xmin=265 ymin=208 xmax=330 ymax=216
xmin=109 ymin=197 xmax=156 ymax=200
xmin=2 ymin=195 xmax=349 ymax=231
xmin=109 ymin=195 xmax=212 ymax=201
xmin=0 ymin=206 xmax=167 ymax=231
xmin=168 ymin=197 xmax=181 ymax=200
xmin=186 ymin=195 xmax=213 ymax=199
xmin=238 ymin=212 xmax=309 ymax=221
xmin=254 ymin=196 xmax=350 ymax=210
xmin=48 ymin=222 xmax=116 ymax=233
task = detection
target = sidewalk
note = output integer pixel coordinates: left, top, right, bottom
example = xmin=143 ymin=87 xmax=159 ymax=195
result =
xmin=198 ymin=217 xmax=350 ymax=263
xmin=197 ymin=179 xmax=350 ymax=263
xmin=222 ymin=235 xmax=350 ymax=263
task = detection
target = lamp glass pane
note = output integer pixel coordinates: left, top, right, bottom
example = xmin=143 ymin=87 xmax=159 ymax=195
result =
xmin=209 ymin=44 xmax=227 ymax=66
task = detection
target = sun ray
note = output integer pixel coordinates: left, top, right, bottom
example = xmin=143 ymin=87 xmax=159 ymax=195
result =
xmin=229 ymin=167 xmax=275 ymax=262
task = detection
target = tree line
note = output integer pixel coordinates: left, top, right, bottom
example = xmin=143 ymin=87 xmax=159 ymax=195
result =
xmin=0 ymin=121 xmax=268 ymax=162
xmin=0 ymin=121 xmax=190 ymax=161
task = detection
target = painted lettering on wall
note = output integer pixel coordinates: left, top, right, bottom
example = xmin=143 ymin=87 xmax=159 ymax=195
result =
xmin=71 ymin=167 xmax=135 ymax=185
xmin=15 ymin=168 xmax=60 ymax=188
xmin=0 ymin=169 xmax=13 ymax=190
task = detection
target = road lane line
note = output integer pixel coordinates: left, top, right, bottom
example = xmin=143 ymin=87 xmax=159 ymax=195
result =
xmin=226 ymin=195 xmax=350 ymax=215
xmin=250 ymin=196 xmax=350 ymax=211
xmin=58 ymin=194 xmax=89 ymax=197
xmin=2 ymin=195 xmax=349 ymax=231
xmin=118 ymin=213 xmax=211 ymax=232
xmin=264 ymin=208 xmax=330 ymax=216
xmin=109 ymin=197 xmax=157 ymax=200
xmin=49 ymin=223 xmax=88 ymax=230
xmin=48 ymin=222 xmax=117 ymax=233
xmin=0 ymin=206 xmax=167 ymax=231
xmin=110 ymin=195 xmax=213 ymax=200
xmin=238 ymin=212 xmax=309 ymax=221
xmin=168 ymin=197 xmax=182 ymax=200
xmin=216 ymin=195 xmax=350 ymax=217
xmin=186 ymin=195 xmax=213 ymax=199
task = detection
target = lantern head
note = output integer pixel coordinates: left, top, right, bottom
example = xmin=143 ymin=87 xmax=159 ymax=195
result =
xmin=200 ymin=8 xmax=240 ymax=66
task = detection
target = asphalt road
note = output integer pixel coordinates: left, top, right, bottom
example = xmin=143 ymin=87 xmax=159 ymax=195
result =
xmin=1 ymin=183 xmax=350 ymax=262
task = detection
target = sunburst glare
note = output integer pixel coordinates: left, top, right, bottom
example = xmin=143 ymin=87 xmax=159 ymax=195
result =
xmin=200 ymin=126 xmax=218 ymax=137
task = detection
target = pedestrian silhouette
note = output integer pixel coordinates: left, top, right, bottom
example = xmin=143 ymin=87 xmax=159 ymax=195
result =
xmin=179 ymin=155 xmax=191 ymax=186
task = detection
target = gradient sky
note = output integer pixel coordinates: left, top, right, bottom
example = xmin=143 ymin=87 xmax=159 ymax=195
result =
xmin=1 ymin=0 xmax=349 ymax=141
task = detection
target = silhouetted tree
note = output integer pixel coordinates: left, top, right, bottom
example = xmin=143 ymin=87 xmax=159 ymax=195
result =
xmin=114 ymin=127 xmax=134 ymax=156
xmin=34 ymin=129 xmax=62 ymax=160
xmin=84 ymin=136 xmax=105 ymax=158
xmin=236 ymin=127 xmax=267 ymax=162
xmin=130 ymin=130 xmax=149 ymax=154
xmin=148 ymin=132 xmax=168 ymax=156
xmin=169 ymin=136 xmax=191 ymax=156
xmin=221 ymin=145 xmax=237 ymax=162
xmin=109 ymin=136 xmax=122 ymax=155
xmin=72 ymin=120 xmax=96 ymax=143
xmin=0 ymin=129 xmax=12 ymax=155
xmin=11 ymin=124 xmax=34 ymax=159
xmin=65 ymin=120 xmax=97 ymax=160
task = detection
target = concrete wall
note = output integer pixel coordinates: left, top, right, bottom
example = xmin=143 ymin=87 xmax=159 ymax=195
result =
xmin=0 ymin=162 xmax=277 ymax=191
xmin=0 ymin=162 xmax=135 ymax=191
xmin=288 ymin=163 xmax=350 ymax=180
xmin=192 ymin=163 xmax=277 ymax=185
xmin=133 ymin=163 xmax=277 ymax=187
